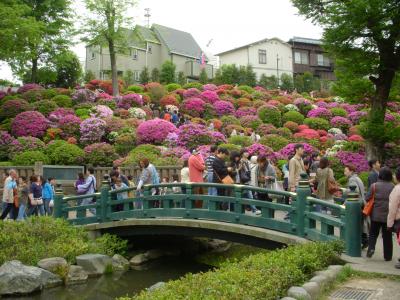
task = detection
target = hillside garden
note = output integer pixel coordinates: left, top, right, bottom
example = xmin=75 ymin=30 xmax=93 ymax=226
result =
xmin=1 ymin=81 xmax=400 ymax=186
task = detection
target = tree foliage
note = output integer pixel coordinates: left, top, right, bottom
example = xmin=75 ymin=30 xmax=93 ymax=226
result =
xmin=160 ymin=60 xmax=176 ymax=84
xmin=199 ymin=68 xmax=208 ymax=84
xmin=280 ymin=73 xmax=294 ymax=92
xmin=82 ymin=0 xmax=136 ymax=96
xmin=292 ymin=0 xmax=400 ymax=159
xmin=258 ymin=74 xmax=278 ymax=90
xmin=151 ymin=68 xmax=160 ymax=82
xmin=214 ymin=64 xmax=257 ymax=86
xmin=0 ymin=0 xmax=73 ymax=82
xmin=139 ymin=67 xmax=150 ymax=84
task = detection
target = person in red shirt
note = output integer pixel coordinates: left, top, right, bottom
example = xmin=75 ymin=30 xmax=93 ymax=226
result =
xmin=163 ymin=109 xmax=171 ymax=122
xmin=188 ymin=149 xmax=205 ymax=208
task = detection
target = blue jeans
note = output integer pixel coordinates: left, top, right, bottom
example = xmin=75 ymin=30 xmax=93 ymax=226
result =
xmin=17 ymin=203 xmax=27 ymax=221
xmin=207 ymin=172 xmax=217 ymax=196
xmin=2 ymin=201 xmax=14 ymax=219
xmin=43 ymin=199 xmax=53 ymax=216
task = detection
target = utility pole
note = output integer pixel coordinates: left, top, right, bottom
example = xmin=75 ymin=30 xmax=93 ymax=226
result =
xmin=144 ymin=8 xmax=151 ymax=28
xmin=276 ymin=54 xmax=280 ymax=87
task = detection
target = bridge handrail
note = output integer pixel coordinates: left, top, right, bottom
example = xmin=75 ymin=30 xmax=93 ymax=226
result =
xmin=63 ymin=193 xmax=101 ymax=202
xmin=306 ymin=196 xmax=345 ymax=212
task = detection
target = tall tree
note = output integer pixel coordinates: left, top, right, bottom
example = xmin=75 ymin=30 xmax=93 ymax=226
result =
xmin=244 ymin=65 xmax=257 ymax=87
xmin=151 ymin=68 xmax=160 ymax=82
xmin=259 ymin=74 xmax=278 ymax=90
xmin=139 ymin=66 xmax=150 ymax=84
xmin=199 ymin=68 xmax=208 ymax=84
xmin=54 ymin=50 xmax=82 ymax=88
xmin=292 ymin=0 xmax=400 ymax=159
xmin=82 ymin=0 xmax=136 ymax=96
xmin=160 ymin=60 xmax=176 ymax=84
xmin=280 ymin=73 xmax=294 ymax=92
xmin=0 ymin=0 xmax=73 ymax=82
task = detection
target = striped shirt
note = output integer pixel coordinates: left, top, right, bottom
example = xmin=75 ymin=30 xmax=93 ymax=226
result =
xmin=205 ymin=155 xmax=216 ymax=173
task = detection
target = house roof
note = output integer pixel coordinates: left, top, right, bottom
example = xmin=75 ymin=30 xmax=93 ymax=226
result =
xmin=120 ymin=28 xmax=147 ymax=49
xmin=152 ymin=24 xmax=205 ymax=59
xmin=135 ymin=25 xmax=160 ymax=44
xmin=215 ymin=37 xmax=291 ymax=56
xmin=289 ymin=37 xmax=323 ymax=45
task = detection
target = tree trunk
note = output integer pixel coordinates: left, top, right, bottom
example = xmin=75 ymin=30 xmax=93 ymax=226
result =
xmin=108 ymin=41 xmax=119 ymax=96
xmin=366 ymin=70 xmax=395 ymax=160
xmin=30 ymin=58 xmax=38 ymax=83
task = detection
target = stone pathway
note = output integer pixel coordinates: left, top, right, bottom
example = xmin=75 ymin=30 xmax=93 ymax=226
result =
xmin=328 ymin=278 xmax=400 ymax=299
xmin=342 ymin=235 xmax=400 ymax=276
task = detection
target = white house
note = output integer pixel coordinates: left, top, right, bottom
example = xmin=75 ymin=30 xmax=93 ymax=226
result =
xmin=216 ymin=38 xmax=293 ymax=80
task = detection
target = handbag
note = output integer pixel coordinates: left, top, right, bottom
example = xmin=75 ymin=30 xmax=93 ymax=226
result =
xmin=36 ymin=198 xmax=43 ymax=205
xmin=13 ymin=188 xmax=19 ymax=208
xmin=362 ymin=184 xmax=375 ymax=216
xmin=239 ymin=168 xmax=251 ymax=183
xmin=221 ymin=175 xmax=234 ymax=185
xmin=327 ymin=178 xmax=340 ymax=194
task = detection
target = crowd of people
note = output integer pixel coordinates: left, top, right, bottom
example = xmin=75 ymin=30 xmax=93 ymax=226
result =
xmin=2 ymin=143 xmax=400 ymax=268
xmin=1 ymin=170 xmax=56 ymax=220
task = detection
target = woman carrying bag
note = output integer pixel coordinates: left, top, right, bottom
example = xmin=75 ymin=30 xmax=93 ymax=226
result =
xmin=365 ymin=167 xmax=394 ymax=261
xmin=388 ymin=167 xmax=400 ymax=269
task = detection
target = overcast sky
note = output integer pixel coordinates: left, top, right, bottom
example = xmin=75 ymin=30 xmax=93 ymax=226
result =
xmin=0 ymin=0 xmax=322 ymax=81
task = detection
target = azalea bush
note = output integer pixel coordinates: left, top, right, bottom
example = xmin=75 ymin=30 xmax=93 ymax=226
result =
xmin=239 ymin=115 xmax=263 ymax=130
xmin=136 ymin=118 xmax=177 ymax=144
xmin=214 ymin=100 xmax=235 ymax=116
xmin=71 ymin=88 xmax=96 ymax=103
xmin=90 ymin=105 xmax=113 ymax=119
xmin=282 ymin=111 xmax=305 ymax=124
xmin=79 ymin=117 xmax=107 ymax=144
xmin=331 ymin=116 xmax=352 ymax=133
xmin=13 ymin=150 xmax=49 ymax=165
xmin=84 ymin=142 xmax=118 ymax=166
xmin=118 ymin=94 xmax=143 ymax=109
xmin=0 ymin=99 xmax=31 ymax=119
xmin=47 ymin=142 xmax=84 ymax=165
xmin=12 ymin=111 xmax=49 ymax=138
xmin=304 ymin=117 xmax=330 ymax=131
xmin=177 ymin=123 xmax=212 ymax=149
xmin=182 ymin=97 xmax=206 ymax=117
xmin=0 ymin=131 xmax=15 ymax=160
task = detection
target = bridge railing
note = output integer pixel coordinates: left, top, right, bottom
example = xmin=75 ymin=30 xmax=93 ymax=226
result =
xmin=53 ymin=174 xmax=362 ymax=257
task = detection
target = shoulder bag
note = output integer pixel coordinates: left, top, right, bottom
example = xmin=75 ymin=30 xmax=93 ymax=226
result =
xmin=362 ymin=184 xmax=375 ymax=216
xmin=214 ymin=169 xmax=234 ymax=185
xmin=13 ymin=188 xmax=19 ymax=208
xmin=327 ymin=169 xmax=340 ymax=194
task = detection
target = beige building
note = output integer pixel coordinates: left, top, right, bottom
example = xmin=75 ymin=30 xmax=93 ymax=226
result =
xmin=85 ymin=24 xmax=214 ymax=82
xmin=216 ymin=38 xmax=293 ymax=80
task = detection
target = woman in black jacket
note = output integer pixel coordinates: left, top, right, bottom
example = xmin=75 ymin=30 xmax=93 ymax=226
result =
xmin=212 ymin=148 xmax=231 ymax=195
xmin=229 ymin=151 xmax=241 ymax=184
xmin=366 ymin=167 xmax=394 ymax=261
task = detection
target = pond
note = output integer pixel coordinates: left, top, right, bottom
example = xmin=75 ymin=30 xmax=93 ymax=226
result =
xmin=7 ymin=257 xmax=211 ymax=300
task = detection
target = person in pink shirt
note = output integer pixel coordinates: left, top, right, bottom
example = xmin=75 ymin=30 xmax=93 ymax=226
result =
xmin=188 ymin=149 xmax=205 ymax=208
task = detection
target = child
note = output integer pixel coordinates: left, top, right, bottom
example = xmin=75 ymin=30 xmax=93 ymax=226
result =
xmin=112 ymin=178 xmax=128 ymax=212
xmin=127 ymin=175 xmax=135 ymax=198
xmin=172 ymin=174 xmax=181 ymax=194
xmin=42 ymin=177 xmax=55 ymax=216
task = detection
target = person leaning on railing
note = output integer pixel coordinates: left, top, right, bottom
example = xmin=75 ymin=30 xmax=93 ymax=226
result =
xmin=387 ymin=167 xmax=400 ymax=269
xmin=212 ymin=148 xmax=232 ymax=196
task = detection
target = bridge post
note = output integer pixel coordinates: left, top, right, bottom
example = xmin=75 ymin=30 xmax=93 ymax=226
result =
xmin=295 ymin=173 xmax=311 ymax=237
xmin=53 ymin=184 xmax=64 ymax=218
xmin=234 ymin=185 xmax=243 ymax=219
xmin=99 ymin=176 xmax=111 ymax=223
xmin=344 ymin=185 xmax=362 ymax=257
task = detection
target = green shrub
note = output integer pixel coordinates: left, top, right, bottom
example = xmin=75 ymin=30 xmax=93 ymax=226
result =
xmin=183 ymin=82 xmax=203 ymax=90
xmin=282 ymin=111 xmax=305 ymax=124
xmin=330 ymin=107 xmax=348 ymax=117
xmin=218 ymin=143 xmax=241 ymax=153
xmin=0 ymin=217 xmax=128 ymax=266
xmin=13 ymin=151 xmax=49 ymax=165
xmin=260 ymin=135 xmax=289 ymax=151
xmin=258 ymin=105 xmax=282 ymax=127
xmin=304 ymin=117 xmax=330 ymax=130
xmin=237 ymin=85 xmax=254 ymax=94
xmin=359 ymin=171 xmax=369 ymax=188
xmin=52 ymin=95 xmax=73 ymax=107
xmin=75 ymin=108 xmax=90 ymax=119
xmin=50 ymin=143 xmax=84 ymax=165
xmin=41 ymin=89 xmax=58 ymax=99
xmin=125 ymin=144 xmax=161 ymax=166
xmin=127 ymin=85 xmax=144 ymax=93
xmin=32 ymin=100 xmax=59 ymax=116
xmin=122 ymin=241 xmax=343 ymax=300
xmin=228 ymin=136 xmax=252 ymax=147
xmin=221 ymin=115 xmax=240 ymax=127
xmin=114 ymin=133 xmax=136 ymax=156
xmin=165 ymin=83 xmax=182 ymax=92
xmin=84 ymin=143 xmax=118 ymax=167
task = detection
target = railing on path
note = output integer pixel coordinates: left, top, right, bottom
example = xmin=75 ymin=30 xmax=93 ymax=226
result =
xmin=54 ymin=174 xmax=362 ymax=257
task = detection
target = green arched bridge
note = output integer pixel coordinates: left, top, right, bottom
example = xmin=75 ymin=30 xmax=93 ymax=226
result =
xmin=53 ymin=174 xmax=363 ymax=257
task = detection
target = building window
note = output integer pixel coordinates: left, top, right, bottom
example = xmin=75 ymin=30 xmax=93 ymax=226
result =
xmin=132 ymin=49 xmax=138 ymax=60
xmin=147 ymin=45 xmax=152 ymax=53
xmin=294 ymin=51 xmax=309 ymax=64
xmin=258 ymin=49 xmax=267 ymax=64
xmin=317 ymin=54 xmax=330 ymax=66
xmin=134 ymin=71 xmax=139 ymax=81
xmin=91 ymin=52 xmax=95 ymax=60
xmin=294 ymin=52 xmax=301 ymax=64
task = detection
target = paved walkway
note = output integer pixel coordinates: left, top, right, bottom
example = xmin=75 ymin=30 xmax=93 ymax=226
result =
xmin=342 ymin=235 xmax=400 ymax=275
xmin=329 ymin=278 xmax=400 ymax=299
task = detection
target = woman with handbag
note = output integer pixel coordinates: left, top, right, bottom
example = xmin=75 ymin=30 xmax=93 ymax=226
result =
xmin=315 ymin=157 xmax=336 ymax=213
xmin=255 ymin=156 xmax=276 ymax=202
xmin=27 ymin=175 xmax=43 ymax=216
xmin=212 ymin=148 xmax=233 ymax=198
xmin=388 ymin=167 xmax=400 ymax=269
xmin=365 ymin=167 xmax=394 ymax=260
